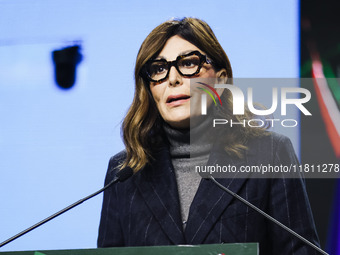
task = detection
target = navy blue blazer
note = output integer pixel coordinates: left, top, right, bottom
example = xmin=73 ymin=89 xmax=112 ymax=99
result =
xmin=97 ymin=132 xmax=320 ymax=255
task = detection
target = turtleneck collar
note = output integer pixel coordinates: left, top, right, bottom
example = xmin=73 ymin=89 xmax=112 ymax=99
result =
xmin=162 ymin=116 xmax=214 ymax=159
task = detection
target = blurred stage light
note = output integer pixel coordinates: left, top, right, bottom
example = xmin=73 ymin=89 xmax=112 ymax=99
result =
xmin=52 ymin=45 xmax=82 ymax=89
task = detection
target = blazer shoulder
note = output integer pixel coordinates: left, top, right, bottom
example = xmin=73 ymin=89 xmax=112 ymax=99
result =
xmin=105 ymin=150 xmax=127 ymax=183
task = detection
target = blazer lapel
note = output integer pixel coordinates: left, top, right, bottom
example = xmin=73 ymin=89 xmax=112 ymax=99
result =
xmin=185 ymin=146 xmax=249 ymax=244
xmin=133 ymin=145 xmax=186 ymax=244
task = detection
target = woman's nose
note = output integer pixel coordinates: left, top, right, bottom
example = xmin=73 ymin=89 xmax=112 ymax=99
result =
xmin=168 ymin=66 xmax=183 ymax=86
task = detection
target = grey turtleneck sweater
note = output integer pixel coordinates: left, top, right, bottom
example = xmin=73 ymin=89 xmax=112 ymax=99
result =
xmin=162 ymin=118 xmax=213 ymax=228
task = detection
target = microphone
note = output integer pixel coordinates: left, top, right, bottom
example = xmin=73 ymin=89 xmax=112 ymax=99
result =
xmin=208 ymin=175 xmax=328 ymax=255
xmin=0 ymin=167 xmax=133 ymax=248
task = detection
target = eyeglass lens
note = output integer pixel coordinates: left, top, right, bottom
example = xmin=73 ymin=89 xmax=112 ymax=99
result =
xmin=147 ymin=54 xmax=201 ymax=81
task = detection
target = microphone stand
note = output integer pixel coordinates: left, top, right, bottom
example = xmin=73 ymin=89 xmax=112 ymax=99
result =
xmin=209 ymin=176 xmax=328 ymax=255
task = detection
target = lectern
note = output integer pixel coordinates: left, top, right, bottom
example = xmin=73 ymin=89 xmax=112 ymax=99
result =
xmin=0 ymin=243 xmax=258 ymax=255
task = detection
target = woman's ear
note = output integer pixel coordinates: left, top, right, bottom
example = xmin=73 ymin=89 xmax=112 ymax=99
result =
xmin=215 ymin=68 xmax=228 ymax=96
xmin=216 ymin=68 xmax=228 ymax=82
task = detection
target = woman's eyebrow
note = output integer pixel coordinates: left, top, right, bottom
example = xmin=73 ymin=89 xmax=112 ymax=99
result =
xmin=154 ymin=56 xmax=166 ymax=60
xmin=178 ymin=49 xmax=197 ymax=55
xmin=155 ymin=50 xmax=199 ymax=60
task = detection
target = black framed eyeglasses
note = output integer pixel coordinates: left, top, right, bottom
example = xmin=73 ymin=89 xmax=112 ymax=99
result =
xmin=143 ymin=51 xmax=212 ymax=82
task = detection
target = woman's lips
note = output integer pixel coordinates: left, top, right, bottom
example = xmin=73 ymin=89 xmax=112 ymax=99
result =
xmin=166 ymin=94 xmax=191 ymax=106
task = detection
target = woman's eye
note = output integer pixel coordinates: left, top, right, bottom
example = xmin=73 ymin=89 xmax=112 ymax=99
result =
xmin=182 ymin=60 xmax=194 ymax=67
xmin=180 ymin=57 xmax=200 ymax=68
xmin=150 ymin=64 xmax=167 ymax=74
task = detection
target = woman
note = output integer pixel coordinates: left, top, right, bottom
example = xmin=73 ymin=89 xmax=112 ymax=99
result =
xmin=98 ymin=17 xmax=320 ymax=254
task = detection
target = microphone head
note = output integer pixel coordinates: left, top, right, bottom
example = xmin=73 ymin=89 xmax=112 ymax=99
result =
xmin=116 ymin=167 xmax=134 ymax=182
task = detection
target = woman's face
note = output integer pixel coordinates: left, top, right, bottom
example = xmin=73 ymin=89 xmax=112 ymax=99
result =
xmin=149 ymin=35 xmax=220 ymax=129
